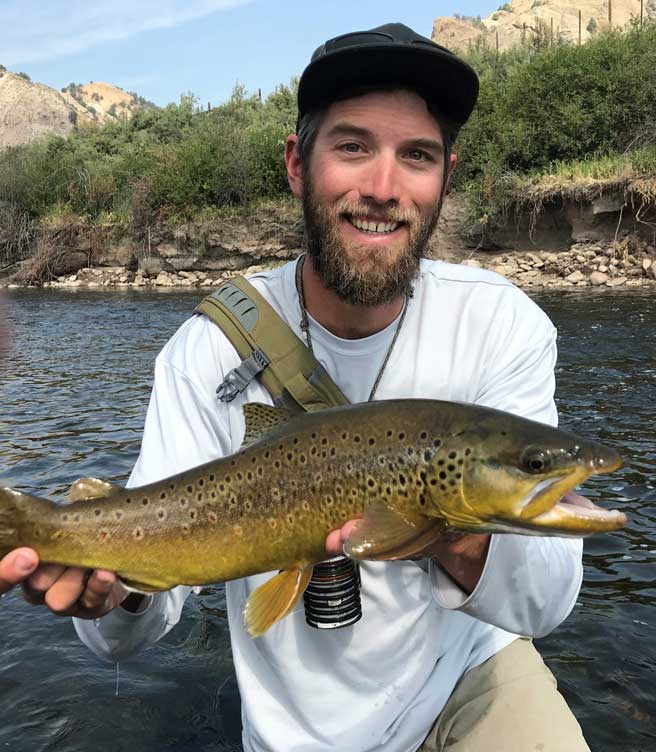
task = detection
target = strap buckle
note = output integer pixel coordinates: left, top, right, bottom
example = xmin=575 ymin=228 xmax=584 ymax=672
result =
xmin=216 ymin=349 xmax=270 ymax=402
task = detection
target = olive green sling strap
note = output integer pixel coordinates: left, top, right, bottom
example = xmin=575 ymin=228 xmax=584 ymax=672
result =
xmin=194 ymin=276 xmax=349 ymax=413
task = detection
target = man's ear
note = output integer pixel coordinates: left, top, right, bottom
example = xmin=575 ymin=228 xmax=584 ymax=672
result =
xmin=444 ymin=153 xmax=457 ymax=195
xmin=285 ymin=134 xmax=303 ymax=199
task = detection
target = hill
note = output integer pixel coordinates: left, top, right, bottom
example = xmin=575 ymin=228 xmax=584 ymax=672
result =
xmin=0 ymin=68 xmax=151 ymax=149
xmin=432 ymin=0 xmax=655 ymax=50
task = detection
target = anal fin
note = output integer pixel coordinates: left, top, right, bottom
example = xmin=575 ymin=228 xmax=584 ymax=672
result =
xmin=344 ymin=502 xmax=446 ymax=561
xmin=69 ymin=477 xmax=122 ymax=503
xmin=119 ymin=577 xmax=171 ymax=594
xmin=243 ymin=565 xmax=313 ymax=637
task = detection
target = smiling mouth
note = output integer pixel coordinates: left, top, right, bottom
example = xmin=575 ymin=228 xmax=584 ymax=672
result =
xmin=345 ymin=215 xmax=404 ymax=235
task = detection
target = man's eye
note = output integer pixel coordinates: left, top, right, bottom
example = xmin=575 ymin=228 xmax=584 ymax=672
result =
xmin=408 ymin=150 xmax=430 ymax=162
xmin=340 ymin=143 xmax=362 ymax=154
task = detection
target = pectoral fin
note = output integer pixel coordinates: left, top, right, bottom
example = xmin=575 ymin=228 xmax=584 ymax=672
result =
xmin=343 ymin=503 xmax=446 ymax=561
xmin=69 ymin=477 xmax=123 ymax=503
xmin=243 ymin=565 xmax=313 ymax=637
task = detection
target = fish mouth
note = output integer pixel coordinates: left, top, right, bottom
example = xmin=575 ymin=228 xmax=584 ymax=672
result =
xmin=515 ymin=492 xmax=627 ymax=536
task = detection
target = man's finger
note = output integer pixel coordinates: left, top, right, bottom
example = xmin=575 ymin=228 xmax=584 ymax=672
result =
xmin=0 ymin=548 xmax=39 ymax=595
xmin=43 ymin=567 xmax=88 ymax=616
xmin=78 ymin=570 xmax=118 ymax=612
xmin=22 ymin=563 xmax=66 ymax=605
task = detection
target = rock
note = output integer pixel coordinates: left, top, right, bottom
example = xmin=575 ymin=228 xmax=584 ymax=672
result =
xmin=643 ymin=257 xmax=654 ymax=273
xmin=596 ymin=256 xmax=609 ymax=266
xmin=589 ymin=272 xmax=609 ymax=286
xmin=648 ymin=261 xmax=656 ymax=280
xmin=606 ymin=276 xmax=627 ymax=287
xmin=575 ymin=255 xmax=587 ymax=263
xmin=566 ymin=271 xmax=585 ymax=283
xmin=461 ymin=259 xmax=481 ymax=268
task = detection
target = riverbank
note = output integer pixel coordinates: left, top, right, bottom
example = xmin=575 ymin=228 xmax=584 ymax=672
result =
xmin=4 ymin=236 xmax=655 ymax=292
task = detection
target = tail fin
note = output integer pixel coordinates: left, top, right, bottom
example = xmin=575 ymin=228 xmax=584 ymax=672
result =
xmin=0 ymin=486 xmax=21 ymax=557
xmin=0 ymin=486 xmax=51 ymax=558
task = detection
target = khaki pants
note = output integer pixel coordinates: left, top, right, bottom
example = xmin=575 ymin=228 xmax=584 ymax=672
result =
xmin=419 ymin=637 xmax=591 ymax=752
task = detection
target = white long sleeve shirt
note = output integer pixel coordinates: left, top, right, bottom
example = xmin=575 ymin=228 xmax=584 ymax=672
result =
xmin=74 ymin=258 xmax=583 ymax=752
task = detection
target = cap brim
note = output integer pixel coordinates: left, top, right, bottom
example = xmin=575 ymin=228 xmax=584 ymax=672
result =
xmin=298 ymin=45 xmax=479 ymax=126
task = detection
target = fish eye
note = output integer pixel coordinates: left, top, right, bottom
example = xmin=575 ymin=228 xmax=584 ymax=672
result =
xmin=520 ymin=448 xmax=553 ymax=474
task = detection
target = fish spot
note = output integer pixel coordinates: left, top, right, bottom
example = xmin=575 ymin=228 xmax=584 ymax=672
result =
xmin=198 ymin=479 xmax=204 ymax=487
xmin=399 ymin=475 xmax=406 ymax=486
xmin=157 ymin=509 xmax=166 ymax=520
xmin=420 ymin=431 xmax=428 ymax=440
xmin=186 ymin=485 xmax=193 ymax=493
xmin=160 ymin=492 xmax=166 ymax=500
xmin=321 ymin=438 xmax=328 ymax=446
xmin=286 ymin=452 xmax=293 ymax=461
xmin=386 ymin=430 xmax=393 ymax=437
xmin=341 ymin=432 xmax=348 ymax=440
xmin=465 ymin=448 xmax=472 ymax=456
xmin=448 ymin=451 xmax=457 ymax=460
xmin=321 ymin=451 xmax=327 ymax=459
xmin=233 ymin=524 xmax=242 ymax=537
xmin=457 ymin=458 xmax=464 ymax=466
xmin=456 ymin=472 xmax=462 ymax=479
xmin=386 ymin=487 xmax=392 ymax=495
xmin=302 ymin=501 xmax=310 ymax=512
xmin=73 ymin=514 xmax=80 ymax=523
xmin=293 ymin=437 xmax=299 ymax=445
xmin=448 ymin=464 xmax=456 ymax=472
xmin=367 ymin=479 xmax=375 ymax=488
xmin=257 ymin=466 xmax=264 ymax=476
xmin=197 ymin=492 xmax=203 ymax=501
xmin=310 ymin=446 xmax=317 ymax=456
xmin=115 ymin=510 xmax=123 ymax=521
xmin=439 ymin=471 xmax=447 ymax=480
xmin=346 ymin=463 xmax=353 ymax=472
xmin=287 ymin=514 xmax=294 ymax=525
xmin=440 ymin=484 xmax=447 ymax=491
xmin=247 ymin=471 xmax=253 ymax=481
xmin=420 ymin=471 xmax=428 ymax=484
xmin=300 ymin=454 xmax=307 ymax=464
xmin=407 ymin=447 xmax=414 ymax=456
xmin=264 ymin=451 xmax=270 ymax=459
xmin=272 ymin=488 xmax=281 ymax=501
xmin=354 ymin=435 xmax=361 ymax=444
xmin=274 ymin=460 xmax=281 ymax=469
xmin=438 ymin=459 xmax=445 ymax=466
xmin=99 ymin=529 xmax=110 ymax=541
xmin=219 ymin=483 xmax=225 ymax=492
xmin=210 ymin=491 xmax=216 ymax=500
xmin=225 ymin=475 xmax=231 ymax=482
xmin=126 ymin=498 xmax=132 ymax=505
xmin=311 ymin=432 xmax=317 ymax=440
xmin=181 ymin=524 xmax=191 ymax=535
xmin=180 ymin=498 xmax=188 ymax=508
xmin=208 ymin=511 xmax=218 ymax=525
xmin=419 ymin=495 xmax=426 ymax=506
xmin=335 ymin=486 xmax=343 ymax=496
xmin=190 ymin=510 xmax=197 ymax=520
xmin=237 ymin=472 xmax=243 ymax=481
xmin=398 ymin=432 xmax=406 ymax=440
xmin=133 ymin=527 xmax=144 ymax=540
xmin=433 ymin=439 xmax=442 ymax=448
xmin=94 ymin=509 xmax=102 ymax=517
xmin=424 ymin=451 xmax=432 ymax=462
xmin=449 ymin=480 xmax=457 ymax=487
xmin=142 ymin=498 xmax=149 ymax=507
xmin=231 ymin=459 xmax=237 ymax=466
xmin=369 ymin=437 xmax=376 ymax=446
xmin=62 ymin=514 xmax=69 ymax=523
xmin=269 ymin=518 xmax=277 ymax=529
xmin=209 ymin=474 xmax=215 ymax=482
xmin=501 ymin=431 xmax=507 ymax=437
xmin=245 ymin=500 xmax=252 ymax=511
xmin=430 ymin=479 xmax=437 ymax=486
xmin=330 ymin=447 xmax=336 ymax=457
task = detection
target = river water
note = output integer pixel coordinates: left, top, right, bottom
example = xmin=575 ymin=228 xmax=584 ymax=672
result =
xmin=0 ymin=287 xmax=654 ymax=752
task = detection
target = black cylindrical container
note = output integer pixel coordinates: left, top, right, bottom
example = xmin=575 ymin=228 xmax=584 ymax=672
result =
xmin=304 ymin=555 xmax=362 ymax=630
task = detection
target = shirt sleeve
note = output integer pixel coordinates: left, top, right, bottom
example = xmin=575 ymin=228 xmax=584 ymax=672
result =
xmin=74 ymin=317 xmax=235 ymax=661
xmin=429 ymin=288 xmax=583 ymax=638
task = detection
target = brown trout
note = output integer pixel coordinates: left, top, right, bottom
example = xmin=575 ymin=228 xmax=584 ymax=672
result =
xmin=0 ymin=400 xmax=626 ymax=636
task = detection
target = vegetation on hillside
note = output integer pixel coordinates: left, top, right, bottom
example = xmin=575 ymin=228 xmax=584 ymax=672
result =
xmin=0 ymin=23 xmax=655 ymax=264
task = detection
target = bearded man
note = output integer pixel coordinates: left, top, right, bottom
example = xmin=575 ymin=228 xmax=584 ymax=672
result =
xmin=0 ymin=23 xmax=591 ymax=752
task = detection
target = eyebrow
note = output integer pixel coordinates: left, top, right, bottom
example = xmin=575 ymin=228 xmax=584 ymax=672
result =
xmin=324 ymin=122 xmax=444 ymax=155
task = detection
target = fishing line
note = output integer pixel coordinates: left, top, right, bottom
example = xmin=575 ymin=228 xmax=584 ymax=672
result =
xmin=115 ymin=661 xmax=120 ymax=697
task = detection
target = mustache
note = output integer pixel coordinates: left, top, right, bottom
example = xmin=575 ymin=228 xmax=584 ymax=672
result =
xmin=333 ymin=198 xmax=420 ymax=225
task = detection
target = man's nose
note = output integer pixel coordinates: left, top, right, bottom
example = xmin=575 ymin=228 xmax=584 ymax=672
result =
xmin=360 ymin=152 xmax=402 ymax=206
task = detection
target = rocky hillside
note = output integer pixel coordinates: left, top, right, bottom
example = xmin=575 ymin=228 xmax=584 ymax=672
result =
xmin=0 ymin=69 xmax=149 ymax=149
xmin=432 ymin=0 xmax=655 ymax=50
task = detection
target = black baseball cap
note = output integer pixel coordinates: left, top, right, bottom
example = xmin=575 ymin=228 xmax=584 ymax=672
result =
xmin=297 ymin=23 xmax=479 ymax=127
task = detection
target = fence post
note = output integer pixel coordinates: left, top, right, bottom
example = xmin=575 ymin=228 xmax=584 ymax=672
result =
xmin=578 ymin=10 xmax=582 ymax=45
xmin=608 ymin=0 xmax=612 ymax=25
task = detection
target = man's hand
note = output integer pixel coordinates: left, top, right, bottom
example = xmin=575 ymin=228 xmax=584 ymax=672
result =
xmin=325 ymin=521 xmax=490 ymax=595
xmin=0 ymin=548 xmax=129 ymax=619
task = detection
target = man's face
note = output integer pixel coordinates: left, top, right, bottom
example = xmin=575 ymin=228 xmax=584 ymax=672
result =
xmin=295 ymin=90 xmax=454 ymax=306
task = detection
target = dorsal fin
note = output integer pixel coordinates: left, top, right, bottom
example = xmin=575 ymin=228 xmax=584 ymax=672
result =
xmin=241 ymin=402 xmax=297 ymax=448
xmin=69 ymin=477 xmax=122 ymax=503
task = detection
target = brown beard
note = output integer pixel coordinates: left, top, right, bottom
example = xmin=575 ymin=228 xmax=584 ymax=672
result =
xmin=302 ymin=180 xmax=442 ymax=307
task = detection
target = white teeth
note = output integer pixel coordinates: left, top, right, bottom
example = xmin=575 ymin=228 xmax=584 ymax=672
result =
xmin=350 ymin=217 xmax=400 ymax=234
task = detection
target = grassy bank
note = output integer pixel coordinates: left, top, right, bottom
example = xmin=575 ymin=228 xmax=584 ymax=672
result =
xmin=1 ymin=23 xmax=655 ymax=267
